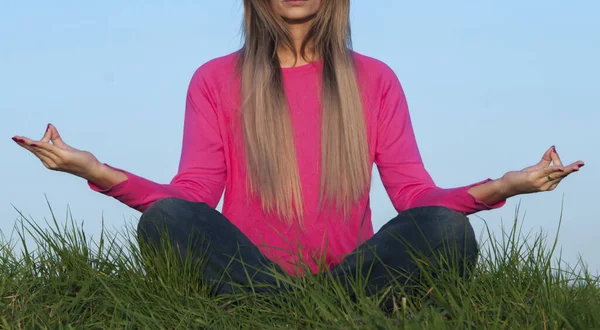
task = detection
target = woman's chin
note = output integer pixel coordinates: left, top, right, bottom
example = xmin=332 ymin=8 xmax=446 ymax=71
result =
xmin=281 ymin=12 xmax=316 ymax=24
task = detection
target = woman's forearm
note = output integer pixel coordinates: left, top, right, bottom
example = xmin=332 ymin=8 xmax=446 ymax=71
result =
xmin=83 ymin=161 xmax=128 ymax=190
xmin=467 ymin=177 xmax=514 ymax=206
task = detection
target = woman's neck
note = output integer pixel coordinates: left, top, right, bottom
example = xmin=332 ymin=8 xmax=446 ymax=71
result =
xmin=278 ymin=20 xmax=317 ymax=68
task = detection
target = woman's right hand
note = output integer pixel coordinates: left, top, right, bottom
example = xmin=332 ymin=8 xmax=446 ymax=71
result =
xmin=12 ymin=124 xmax=102 ymax=179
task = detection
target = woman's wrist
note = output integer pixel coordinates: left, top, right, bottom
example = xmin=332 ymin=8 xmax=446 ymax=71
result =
xmin=82 ymin=161 xmax=128 ymax=190
xmin=468 ymin=176 xmax=516 ymax=206
xmin=494 ymin=175 xmax=517 ymax=200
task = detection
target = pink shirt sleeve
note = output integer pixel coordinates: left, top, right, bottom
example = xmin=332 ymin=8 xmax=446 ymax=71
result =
xmin=88 ymin=65 xmax=227 ymax=212
xmin=374 ymin=68 xmax=505 ymax=215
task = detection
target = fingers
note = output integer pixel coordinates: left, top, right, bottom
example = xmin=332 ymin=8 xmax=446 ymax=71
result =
xmin=538 ymin=161 xmax=584 ymax=191
xmin=541 ymin=169 xmax=568 ymax=183
xmin=32 ymin=146 xmax=61 ymax=163
xmin=541 ymin=179 xmax=561 ymax=192
xmin=14 ymin=124 xmax=75 ymax=152
xmin=11 ymin=127 xmax=79 ymax=173
xmin=553 ymin=161 xmax=584 ymax=177
xmin=41 ymin=124 xmax=52 ymax=143
xmin=538 ymin=173 xmax=565 ymax=192
xmin=539 ymin=165 xmax=565 ymax=177
xmin=14 ymin=134 xmax=66 ymax=156
xmin=16 ymin=138 xmax=59 ymax=160
xmin=48 ymin=124 xmax=70 ymax=149
xmin=550 ymin=146 xmax=563 ymax=167
xmin=524 ymin=146 xmax=554 ymax=171
xmin=14 ymin=139 xmax=60 ymax=169
xmin=15 ymin=136 xmax=56 ymax=152
xmin=13 ymin=135 xmax=63 ymax=162
xmin=532 ymin=166 xmax=565 ymax=191
xmin=537 ymin=146 xmax=554 ymax=168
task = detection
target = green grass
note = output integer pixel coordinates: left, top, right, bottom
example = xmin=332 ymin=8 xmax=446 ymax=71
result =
xmin=1 ymin=202 xmax=599 ymax=329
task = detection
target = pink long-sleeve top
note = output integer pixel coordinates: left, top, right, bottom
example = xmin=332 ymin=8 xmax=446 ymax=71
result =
xmin=89 ymin=51 xmax=505 ymax=274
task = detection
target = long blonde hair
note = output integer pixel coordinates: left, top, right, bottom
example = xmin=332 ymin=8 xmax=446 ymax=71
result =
xmin=238 ymin=0 xmax=370 ymax=224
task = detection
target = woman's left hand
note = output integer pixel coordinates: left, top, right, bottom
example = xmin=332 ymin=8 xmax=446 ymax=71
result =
xmin=500 ymin=146 xmax=584 ymax=196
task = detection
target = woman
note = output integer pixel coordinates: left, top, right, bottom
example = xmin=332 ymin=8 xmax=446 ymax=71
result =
xmin=12 ymin=0 xmax=583 ymax=297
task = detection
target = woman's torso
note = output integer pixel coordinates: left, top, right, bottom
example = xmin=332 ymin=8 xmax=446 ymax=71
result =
xmin=201 ymin=51 xmax=390 ymax=274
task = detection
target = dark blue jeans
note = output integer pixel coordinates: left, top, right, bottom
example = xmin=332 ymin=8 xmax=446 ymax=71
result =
xmin=137 ymin=198 xmax=478 ymax=300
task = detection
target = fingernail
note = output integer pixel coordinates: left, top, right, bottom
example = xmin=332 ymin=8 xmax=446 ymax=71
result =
xmin=573 ymin=168 xmax=579 ymax=172
xmin=579 ymin=163 xmax=585 ymax=168
xmin=11 ymin=137 xmax=18 ymax=142
xmin=31 ymin=143 xmax=38 ymax=147
xmin=17 ymin=139 xmax=25 ymax=143
xmin=46 ymin=124 xmax=50 ymax=131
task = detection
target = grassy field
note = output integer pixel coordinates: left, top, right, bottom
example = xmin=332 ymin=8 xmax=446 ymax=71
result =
xmin=1 ymin=203 xmax=598 ymax=329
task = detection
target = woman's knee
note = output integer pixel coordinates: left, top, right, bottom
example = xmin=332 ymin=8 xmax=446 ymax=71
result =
xmin=138 ymin=198 xmax=217 ymax=243
xmin=428 ymin=206 xmax=475 ymax=237
xmin=427 ymin=207 xmax=478 ymax=260
xmin=138 ymin=198 xmax=196 ymax=240
xmin=401 ymin=206 xmax=478 ymax=257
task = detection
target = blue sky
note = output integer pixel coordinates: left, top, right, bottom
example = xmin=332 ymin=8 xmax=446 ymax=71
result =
xmin=1 ymin=1 xmax=598 ymax=272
